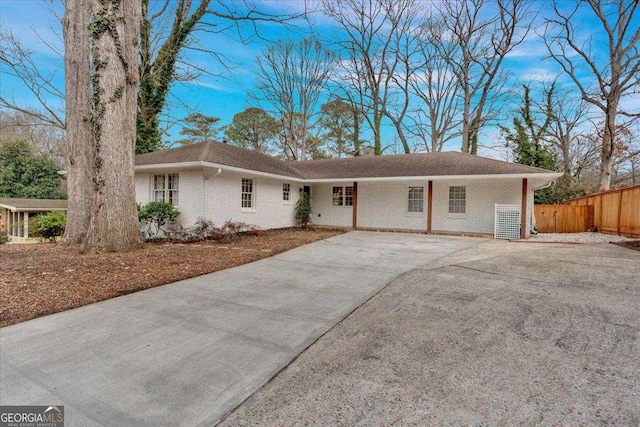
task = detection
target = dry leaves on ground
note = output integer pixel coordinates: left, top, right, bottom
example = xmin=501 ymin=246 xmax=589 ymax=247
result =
xmin=0 ymin=228 xmax=344 ymax=328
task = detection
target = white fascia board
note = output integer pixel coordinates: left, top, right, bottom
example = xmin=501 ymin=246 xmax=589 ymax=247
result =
xmin=304 ymin=172 xmax=563 ymax=184
xmin=134 ymin=162 xmax=562 ymax=185
xmin=0 ymin=205 xmax=67 ymax=212
xmin=135 ymin=161 xmax=305 ymax=182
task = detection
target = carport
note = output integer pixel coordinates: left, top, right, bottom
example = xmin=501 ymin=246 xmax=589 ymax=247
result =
xmin=0 ymin=198 xmax=67 ymax=241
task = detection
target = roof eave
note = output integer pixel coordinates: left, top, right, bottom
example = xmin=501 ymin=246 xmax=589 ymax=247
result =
xmin=135 ymin=161 xmax=305 ymax=182
xmin=303 ymin=172 xmax=563 ymax=183
xmin=135 ymin=163 xmax=561 ymax=184
xmin=0 ymin=205 xmax=67 ymax=212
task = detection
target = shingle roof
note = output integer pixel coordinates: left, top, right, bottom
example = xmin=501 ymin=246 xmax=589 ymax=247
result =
xmin=135 ymin=142 xmax=302 ymax=178
xmin=0 ymin=198 xmax=68 ymax=211
xmin=134 ymin=141 xmax=556 ymax=180
xmin=289 ymin=151 xmax=551 ymax=179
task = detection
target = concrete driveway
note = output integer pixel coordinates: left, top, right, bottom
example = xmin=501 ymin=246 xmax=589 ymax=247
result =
xmin=1 ymin=232 xmax=484 ymax=427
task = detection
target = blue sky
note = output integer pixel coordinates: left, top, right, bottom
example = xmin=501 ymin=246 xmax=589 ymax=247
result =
xmin=1 ymin=0 xmax=638 ymax=158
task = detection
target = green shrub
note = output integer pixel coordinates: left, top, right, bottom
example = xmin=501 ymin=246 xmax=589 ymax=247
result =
xmin=0 ymin=230 xmax=7 ymax=244
xmin=138 ymin=201 xmax=180 ymax=240
xmin=295 ymin=194 xmax=312 ymax=227
xmin=28 ymin=216 xmax=39 ymax=238
xmin=34 ymin=211 xmax=67 ymax=242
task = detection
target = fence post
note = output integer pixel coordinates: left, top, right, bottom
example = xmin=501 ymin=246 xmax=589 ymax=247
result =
xmin=599 ymin=192 xmax=604 ymax=231
xmin=520 ymin=178 xmax=528 ymax=239
xmin=617 ymin=187 xmax=624 ymax=235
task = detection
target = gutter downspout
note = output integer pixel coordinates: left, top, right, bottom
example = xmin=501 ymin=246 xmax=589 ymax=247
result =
xmin=529 ymin=180 xmax=556 ymax=235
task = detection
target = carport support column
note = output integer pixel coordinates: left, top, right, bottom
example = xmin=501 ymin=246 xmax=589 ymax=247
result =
xmin=352 ymin=181 xmax=358 ymax=229
xmin=520 ymin=178 xmax=528 ymax=239
xmin=427 ymin=180 xmax=433 ymax=234
xmin=24 ymin=212 xmax=29 ymax=238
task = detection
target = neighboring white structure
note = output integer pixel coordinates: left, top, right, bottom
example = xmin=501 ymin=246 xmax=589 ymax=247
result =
xmin=135 ymin=142 xmax=561 ymax=238
xmin=0 ymin=198 xmax=68 ymax=241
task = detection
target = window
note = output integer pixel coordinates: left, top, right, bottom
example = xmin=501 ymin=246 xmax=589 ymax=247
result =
xmin=332 ymin=186 xmax=353 ymax=206
xmin=332 ymin=186 xmax=343 ymax=206
xmin=242 ymin=178 xmax=254 ymax=209
xmin=153 ymin=174 xmax=179 ymax=205
xmin=408 ymin=186 xmax=424 ymax=213
xmin=282 ymin=183 xmax=291 ymax=201
xmin=449 ymin=186 xmax=466 ymax=214
xmin=345 ymin=186 xmax=354 ymax=206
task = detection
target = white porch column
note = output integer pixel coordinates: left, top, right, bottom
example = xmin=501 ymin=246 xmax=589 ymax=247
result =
xmin=24 ymin=212 xmax=29 ymax=238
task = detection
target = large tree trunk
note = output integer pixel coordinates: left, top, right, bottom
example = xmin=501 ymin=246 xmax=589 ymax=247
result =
xmin=83 ymin=0 xmax=142 ymax=253
xmin=62 ymin=0 xmax=94 ymax=245
xmin=599 ymin=101 xmax=617 ymax=190
xmin=373 ymin=110 xmax=382 ymax=155
xmin=561 ymin=134 xmax=572 ymax=176
xmin=461 ymin=90 xmax=471 ymax=153
xmin=352 ymin=107 xmax=361 ymax=156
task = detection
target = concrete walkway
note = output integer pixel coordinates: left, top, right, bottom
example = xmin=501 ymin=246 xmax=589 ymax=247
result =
xmin=1 ymin=232 xmax=483 ymax=426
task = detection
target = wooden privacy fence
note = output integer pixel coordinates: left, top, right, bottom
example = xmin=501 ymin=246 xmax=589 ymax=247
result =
xmin=534 ymin=184 xmax=640 ymax=237
xmin=534 ymin=204 xmax=594 ymax=233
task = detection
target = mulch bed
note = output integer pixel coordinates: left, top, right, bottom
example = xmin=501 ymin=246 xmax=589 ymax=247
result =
xmin=0 ymin=228 xmax=344 ymax=328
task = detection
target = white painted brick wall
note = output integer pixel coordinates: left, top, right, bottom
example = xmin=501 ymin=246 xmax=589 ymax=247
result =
xmin=431 ymin=179 xmax=528 ymax=235
xmin=311 ymin=183 xmax=353 ymax=227
xmin=135 ymin=169 xmax=298 ymax=230
xmin=356 ymin=182 xmax=427 ymax=230
xmin=312 ymin=178 xmax=532 ymax=236
xmin=134 ymin=173 xmax=150 ymax=205
xmin=206 ymin=170 xmax=299 ymax=229
xmin=135 ymin=170 xmax=205 ymax=228
xmin=136 ymin=170 xmax=534 ymax=236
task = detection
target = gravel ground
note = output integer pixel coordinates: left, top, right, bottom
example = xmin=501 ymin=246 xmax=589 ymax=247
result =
xmin=221 ymin=241 xmax=640 ymax=426
xmin=529 ymin=232 xmax=635 ymax=243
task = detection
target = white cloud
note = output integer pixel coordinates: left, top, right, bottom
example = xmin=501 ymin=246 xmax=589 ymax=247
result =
xmin=520 ymin=68 xmax=558 ymax=83
xmin=185 ymin=79 xmax=233 ymax=93
xmin=618 ymin=93 xmax=640 ymax=116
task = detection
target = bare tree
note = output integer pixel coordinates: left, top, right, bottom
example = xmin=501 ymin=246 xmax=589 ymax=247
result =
xmin=409 ymin=16 xmax=463 ymax=152
xmin=380 ymin=0 xmax=423 ymax=154
xmin=546 ymin=85 xmax=593 ymax=177
xmin=137 ymin=0 xmax=308 ymax=153
xmin=611 ymin=124 xmax=640 ymax=185
xmin=0 ymin=30 xmax=65 ymax=129
xmin=64 ymin=0 xmax=142 ymax=252
xmin=440 ymin=0 xmax=532 ymax=154
xmin=63 ymin=0 xmax=94 ymax=245
xmin=0 ymin=111 xmax=65 ymax=164
xmin=544 ymin=0 xmax=640 ymax=189
xmin=3 ymin=1 xmax=307 ymax=155
xmin=253 ymin=38 xmax=335 ymax=160
xmin=323 ymin=0 xmax=419 ymax=155
xmin=84 ymin=0 xmax=142 ymax=252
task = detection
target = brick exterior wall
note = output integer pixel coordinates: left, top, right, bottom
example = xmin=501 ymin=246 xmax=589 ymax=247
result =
xmin=313 ymin=179 xmax=533 ymax=236
xmin=0 ymin=208 xmax=7 ymax=233
xmin=311 ymin=183 xmax=354 ymax=227
xmin=135 ymin=169 xmax=299 ymax=230
xmin=136 ymin=170 xmax=534 ymax=236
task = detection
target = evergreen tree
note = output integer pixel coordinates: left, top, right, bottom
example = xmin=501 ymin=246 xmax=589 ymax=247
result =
xmin=319 ymin=99 xmax=361 ymax=158
xmin=178 ymin=113 xmax=222 ymax=145
xmin=225 ymin=108 xmax=279 ymax=154
xmin=499 ymin=84 xmax=559 ymax=203
xmin=0 ymin=139 xmax=65 ymax=199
